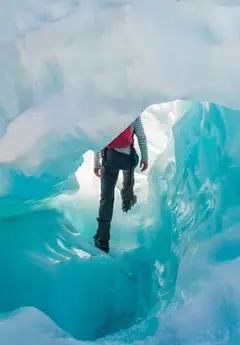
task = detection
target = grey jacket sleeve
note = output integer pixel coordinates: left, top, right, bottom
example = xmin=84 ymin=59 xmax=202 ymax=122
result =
xmin=133 ymin=117 xmax=148 ymax=161
xmin=94 ymin=151 xmax=101 ymax=169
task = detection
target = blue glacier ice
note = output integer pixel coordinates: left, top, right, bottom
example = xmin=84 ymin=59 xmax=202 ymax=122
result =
xmin=2 ymin=0 xmax=240 ymax=345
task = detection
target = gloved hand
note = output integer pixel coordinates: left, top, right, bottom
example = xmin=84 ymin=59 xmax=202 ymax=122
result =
xmin=140 ymin=160 xmax=148 ymax=172
xmin=94 ymin=168 xmax=101 ymax=177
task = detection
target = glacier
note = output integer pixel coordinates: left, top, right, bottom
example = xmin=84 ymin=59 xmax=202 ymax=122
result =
xmin=1 ymin=0 xmax=240 ymax=344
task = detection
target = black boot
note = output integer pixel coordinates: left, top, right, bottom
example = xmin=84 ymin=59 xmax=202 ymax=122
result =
xmin=122 ymin=194 xmax=137 ymax=212
xmin=93 ymin=234 xmax=109 ymax=254
xmin=94 ymin=218 xmax=110 ymax=253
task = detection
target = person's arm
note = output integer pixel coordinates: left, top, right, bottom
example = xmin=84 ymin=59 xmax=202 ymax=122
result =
xmin=94 ymin=151 xmax=101 ymax=168
xmin=133 ymin=117 xmax=148 ymax=171
xmin=93 ymin=151 xmax=101 ymax=177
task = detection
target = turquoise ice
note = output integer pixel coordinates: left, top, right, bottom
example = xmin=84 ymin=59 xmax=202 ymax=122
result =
xmin=1 ymin=1 xmax=240 ymax=344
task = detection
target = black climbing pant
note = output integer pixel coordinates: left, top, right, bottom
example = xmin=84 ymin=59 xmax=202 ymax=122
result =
xmin=96 ymin=148 xmax=139 ymax=243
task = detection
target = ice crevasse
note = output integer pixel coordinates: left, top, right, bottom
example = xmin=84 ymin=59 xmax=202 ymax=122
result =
xmin=1 ymin=0 xmax=240 ymax=344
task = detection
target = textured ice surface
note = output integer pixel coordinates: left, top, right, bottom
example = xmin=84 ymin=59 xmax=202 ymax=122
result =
xmin=1 ymin=0 xmax=240 ymax=345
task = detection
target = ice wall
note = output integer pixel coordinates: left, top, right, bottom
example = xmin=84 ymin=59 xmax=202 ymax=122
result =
xmin=2 ymin=99 xmax=240 ymax=345
xmin=1 ymin=0 xmax=240 ymax=345
xmin=2 ymin=0 xmax=240 ymax=208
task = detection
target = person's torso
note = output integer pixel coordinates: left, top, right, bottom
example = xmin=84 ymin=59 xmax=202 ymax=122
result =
xmin=112 ymin=123 xmax=135 ymax=155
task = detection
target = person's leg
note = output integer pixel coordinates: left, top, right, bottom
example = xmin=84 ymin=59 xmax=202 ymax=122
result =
xmin=121 ymin=169 xmax=137 ymax=212
xmin=94 ymin=165 xmax=119 ymax=251
xmin=120 ymin=145 xmax=139 ymax=212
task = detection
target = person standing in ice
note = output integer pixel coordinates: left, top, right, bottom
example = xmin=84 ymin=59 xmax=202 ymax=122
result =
xmin=93 ymin=116 xmax=148 ymax=253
